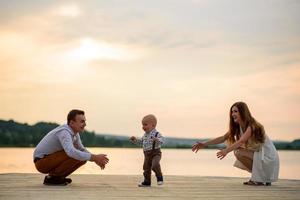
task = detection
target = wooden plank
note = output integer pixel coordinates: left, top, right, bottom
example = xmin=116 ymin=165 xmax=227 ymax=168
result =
xmin=0 ymin=174 xmax=299 ymax=200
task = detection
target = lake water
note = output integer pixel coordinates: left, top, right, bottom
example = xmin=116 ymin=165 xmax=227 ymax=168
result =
xmin=0 ymin=148 xmax=299 ymax=180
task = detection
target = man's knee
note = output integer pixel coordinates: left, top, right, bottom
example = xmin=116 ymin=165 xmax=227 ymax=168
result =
xmin=35 ymin=164 xmax=50 ymax=174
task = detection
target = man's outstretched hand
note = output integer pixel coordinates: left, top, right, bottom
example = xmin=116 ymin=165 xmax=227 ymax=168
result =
xmin=91 ymin=154 xmax=109 ymax=170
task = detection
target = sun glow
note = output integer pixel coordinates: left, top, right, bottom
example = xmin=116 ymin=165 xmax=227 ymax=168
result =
xmin=67 ymin=38 xmax=139 ymax=62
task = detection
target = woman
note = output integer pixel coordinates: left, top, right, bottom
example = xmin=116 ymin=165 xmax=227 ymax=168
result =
xmin=192 ymin=102 xmax=279 ymax=186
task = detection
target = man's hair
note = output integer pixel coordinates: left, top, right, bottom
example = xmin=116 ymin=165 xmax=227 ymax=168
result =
xmin=67 ymin=109 xmax=85 ymax=124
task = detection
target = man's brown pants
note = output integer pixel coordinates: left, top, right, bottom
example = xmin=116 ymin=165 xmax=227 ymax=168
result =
xmin=34 ymin=150 xmax=86 ymax=177
xmin=143 ymin=149 xmax=163 ymax=183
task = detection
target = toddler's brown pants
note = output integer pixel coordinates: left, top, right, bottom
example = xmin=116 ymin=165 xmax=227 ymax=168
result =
xmin=143 ymin=148 xmax=163 ymax=183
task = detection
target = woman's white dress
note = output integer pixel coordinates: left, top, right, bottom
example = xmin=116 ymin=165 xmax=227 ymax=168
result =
xmin=234 ymin=128 xmax=280 ymax=183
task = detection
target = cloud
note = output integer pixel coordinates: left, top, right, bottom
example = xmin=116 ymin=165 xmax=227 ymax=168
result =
xmin=53 ymin=3 xmax=81 ymax=18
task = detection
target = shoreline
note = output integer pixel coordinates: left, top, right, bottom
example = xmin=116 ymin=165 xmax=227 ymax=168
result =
xmin=1 ymin=146 xmax=300 ymax=151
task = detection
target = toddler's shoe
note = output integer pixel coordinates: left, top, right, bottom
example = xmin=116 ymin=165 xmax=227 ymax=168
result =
xmin=157 ymin=176 xmax=163 ymax=185
xmin=138 ymin=181 xmax=151 ymax=187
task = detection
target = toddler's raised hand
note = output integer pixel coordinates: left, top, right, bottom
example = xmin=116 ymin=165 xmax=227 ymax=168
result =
xmin=130 ymin=136 xmax=137 ymax=143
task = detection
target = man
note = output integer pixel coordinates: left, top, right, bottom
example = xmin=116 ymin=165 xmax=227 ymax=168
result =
xmin=33 ymin=109 xmax=109 ymax=185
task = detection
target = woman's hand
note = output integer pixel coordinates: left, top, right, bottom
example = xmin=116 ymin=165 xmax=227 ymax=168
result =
xmin=216 ymin=149 xmax=228 ymax=160
xmin=192 ymin=142 xmax=206 ymax=153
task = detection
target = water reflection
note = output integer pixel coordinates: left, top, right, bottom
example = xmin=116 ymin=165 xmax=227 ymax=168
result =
xmin=0 ymin=148 xmax=299 ymax=180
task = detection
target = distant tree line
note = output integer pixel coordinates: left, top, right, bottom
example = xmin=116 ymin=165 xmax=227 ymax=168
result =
xmin=0 ymin=120 xmax=135 ymax=148
xmin=0 ymin=119 xmax=299 ymax=149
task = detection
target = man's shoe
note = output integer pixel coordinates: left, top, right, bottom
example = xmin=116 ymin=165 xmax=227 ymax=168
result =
xmin=157 ymin=176 xmax=163 ymax=185
xmin=64 ymin=177 xmax=72 ymax=184
xmin=138 ymin=181 xmax=151 ymax=187
xmin=43 ymin=175 xmax=68 ymax=186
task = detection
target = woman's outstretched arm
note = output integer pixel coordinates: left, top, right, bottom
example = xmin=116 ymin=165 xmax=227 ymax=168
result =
xmin=192 ymin=133 xmax=228 ymax=153
xmin=216 ymin=127 xmax=252 ymax=159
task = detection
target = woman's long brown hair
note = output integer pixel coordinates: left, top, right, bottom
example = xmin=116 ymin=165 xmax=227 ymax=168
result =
xmin=227 ymin=102 xmax=265 ymax=145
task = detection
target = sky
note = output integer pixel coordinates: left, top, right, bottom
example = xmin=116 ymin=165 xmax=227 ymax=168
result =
xmin=0 ymin=0 xmax=299 ymax=141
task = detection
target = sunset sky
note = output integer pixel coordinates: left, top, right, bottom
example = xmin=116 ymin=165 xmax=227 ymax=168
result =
xmin=0 ymin=0 xmax=299 ymax=141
